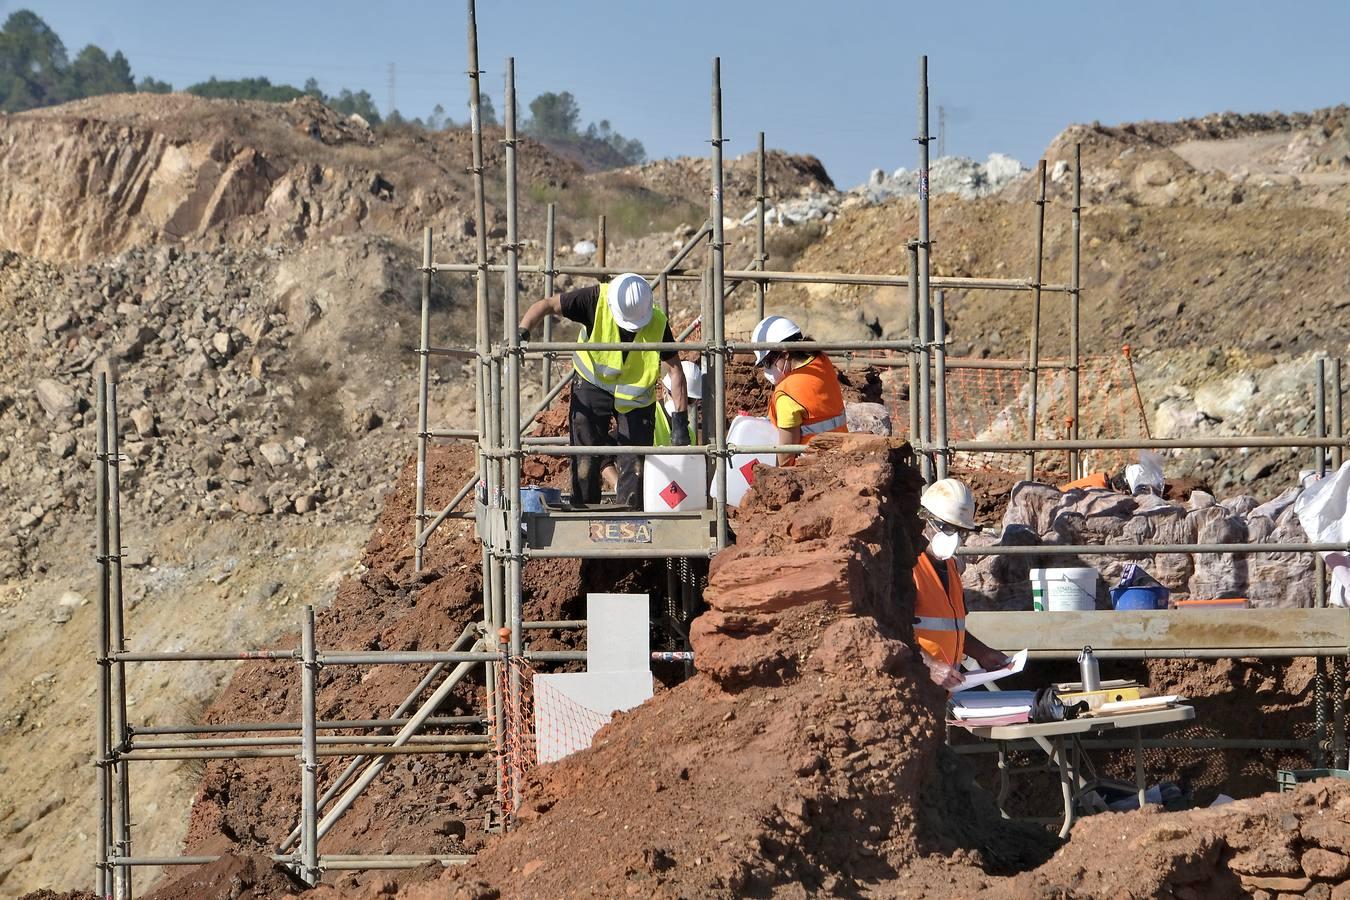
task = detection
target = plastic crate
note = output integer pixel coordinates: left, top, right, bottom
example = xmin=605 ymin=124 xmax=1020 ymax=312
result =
xmin=1276 ymin=769 xmax=1350 ymax=792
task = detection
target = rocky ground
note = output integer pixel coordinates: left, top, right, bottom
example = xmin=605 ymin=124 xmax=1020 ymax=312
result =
xmin=4 ymin=89 xmax=1350 ymax=898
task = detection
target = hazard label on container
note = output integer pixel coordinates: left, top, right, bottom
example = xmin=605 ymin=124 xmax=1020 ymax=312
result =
xmin=659 ymin=481 xmax=687 ymax=509
xmin=739 ymin=459 xmax=758 ymax=484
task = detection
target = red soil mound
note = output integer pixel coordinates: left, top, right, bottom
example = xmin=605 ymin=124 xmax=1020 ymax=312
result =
xmin=142 ymin=850 xmax=304 ymax=900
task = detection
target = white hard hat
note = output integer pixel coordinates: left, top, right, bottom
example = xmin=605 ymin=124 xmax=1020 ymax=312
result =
xmin=750 ymin=315 xmax=801 ymax=365
xmin=606 ymin=273 xmax=654 ymax=332
xmin=920 ymin=478 xmax=977 ymax=531
xmin=662 ymin=360 xmax=702 ymax=400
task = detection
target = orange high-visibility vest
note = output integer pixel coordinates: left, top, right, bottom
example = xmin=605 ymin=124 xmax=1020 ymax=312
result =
xmin=1059 ymin=472 xmax=1109 ymax=492
xmin=912 ymin=553 xmax=967 ymax=666
xmin=767 ymin=354 xmax=847 ymax=440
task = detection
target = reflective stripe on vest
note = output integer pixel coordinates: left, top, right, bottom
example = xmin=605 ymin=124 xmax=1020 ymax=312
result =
xmin=912 ymin=553 xmax=967 ymax=666
xmin=912 ymin=615 xmax=966 ymax=632
xmin=800 ymin=412 xmax=848 ymax=436
xmin=571 ymin=283 xmax=667 ymax=413
xmin=768 ymin=354 xmax=847 ymax=441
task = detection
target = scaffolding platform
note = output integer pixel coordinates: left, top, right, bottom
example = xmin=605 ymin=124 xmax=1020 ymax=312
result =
xmin=968 ymin=608 xmax=1350 ymax=659
xmin=521 ymin=507 xmax=717 ymax=558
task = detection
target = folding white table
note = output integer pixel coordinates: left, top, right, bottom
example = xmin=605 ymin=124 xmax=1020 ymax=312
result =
xmin=960 ymin=705 xmax=1195 ymax=837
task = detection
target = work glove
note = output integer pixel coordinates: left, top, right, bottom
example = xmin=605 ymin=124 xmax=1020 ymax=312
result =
xmin=516 ymin=326 xmax=530 ymax=345
xmin=670 ymin=409 xmax=691 ymax=447
xmin=924 ymin=656 xmax=965 ymax=691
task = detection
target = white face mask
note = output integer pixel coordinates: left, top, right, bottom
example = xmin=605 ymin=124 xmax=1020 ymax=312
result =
xmin=929 ymin=530 xmax=961 ymax=560
xmin=763 ymin=357 xmax=789 ymax=386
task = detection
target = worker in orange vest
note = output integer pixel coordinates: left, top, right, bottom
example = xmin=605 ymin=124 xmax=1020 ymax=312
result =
xmin=912 ymin=478 xmax=1010 ymax=689
xmin=752 ymin=315 xmax=847 ymax=465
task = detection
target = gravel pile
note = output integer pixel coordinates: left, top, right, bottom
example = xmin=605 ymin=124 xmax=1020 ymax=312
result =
xmin=0 ymin=239 xmax=429 ymax=578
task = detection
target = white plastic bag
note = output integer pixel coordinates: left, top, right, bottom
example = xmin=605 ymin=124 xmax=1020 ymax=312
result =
xmin=1125 ymin=450 xmax=1165 ymax=496
xmin=1295 ymin=461 xmax=1350 ymax=608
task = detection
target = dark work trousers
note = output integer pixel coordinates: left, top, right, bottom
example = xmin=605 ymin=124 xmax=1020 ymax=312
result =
xmin=570 ymin=379 xmax=655 ymax=508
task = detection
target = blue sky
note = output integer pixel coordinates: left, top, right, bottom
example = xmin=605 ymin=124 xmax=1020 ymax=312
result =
xmin=18 ymin=0 xmax=1350 ymax=187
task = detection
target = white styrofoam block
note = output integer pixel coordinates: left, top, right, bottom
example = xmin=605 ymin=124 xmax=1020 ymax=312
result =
xmin=586 ymin=592 xmax=650 ymax=673
xmin=533 ymin=671 xmax=654 ymax=763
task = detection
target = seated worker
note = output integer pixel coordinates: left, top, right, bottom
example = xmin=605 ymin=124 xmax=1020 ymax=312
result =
xmin=912 ymin=478 xmax=1010 ymax=689
xmin=751 ymin=315 xmax=846 ymax=465
xmin=518 ymin=273 xmax=689 ymax=508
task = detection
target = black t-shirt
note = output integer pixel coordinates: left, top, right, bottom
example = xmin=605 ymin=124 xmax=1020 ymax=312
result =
xmin=560 ymin=285 xmax=678 ymax=362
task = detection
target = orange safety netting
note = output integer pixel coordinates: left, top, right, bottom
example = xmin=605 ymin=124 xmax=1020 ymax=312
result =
xmin=495 ymin=658 xmax=534 ymax=822
xmin=836 ymin=347 xmax=1151 ymax=480
xmin=495 ymin=658 xmax=618 ymax=822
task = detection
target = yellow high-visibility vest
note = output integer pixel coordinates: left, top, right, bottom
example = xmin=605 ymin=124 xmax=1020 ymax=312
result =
xmin=571 ymin=284 xmax=667 ymax=413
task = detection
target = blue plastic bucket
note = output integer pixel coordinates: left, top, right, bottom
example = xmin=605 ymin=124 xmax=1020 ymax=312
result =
xmin=1111 ymin=585 xmax=1169 ymax=611
xmin=520 ymin=487 xmax=563 ymax=514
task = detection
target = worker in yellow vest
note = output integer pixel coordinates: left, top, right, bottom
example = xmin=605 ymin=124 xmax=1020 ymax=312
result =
xmin=751 ymin=315 xmax=847 ymax=465
xmin=912 ymin=478 xmax=1010 ymax=689
xmin=518 ymin=273 xmax=689 ymax=508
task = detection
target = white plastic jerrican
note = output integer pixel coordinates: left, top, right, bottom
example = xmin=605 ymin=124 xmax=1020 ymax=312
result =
xmin=643 ymin=453 xmax=708 ymax=513
xmin=1030 ymin=566 xmax=1099 ymax=611
xmin=712 ymin=415 xmax=778 ymax=507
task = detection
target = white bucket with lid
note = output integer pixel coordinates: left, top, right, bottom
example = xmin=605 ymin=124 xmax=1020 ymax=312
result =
xmin=1030 ymin=567 xmax=1099 ymax=611
xmin=712 ymin=415 xmax=778 ymax=507
xmin=643 ymin=454 xmax=708 ymax=513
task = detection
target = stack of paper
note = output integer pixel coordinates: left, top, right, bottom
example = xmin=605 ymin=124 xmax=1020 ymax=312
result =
xmin=949 ymin=690 xmax=1036 ymax=721
xmin=952 ymin=649 xmax=1028 ymax=692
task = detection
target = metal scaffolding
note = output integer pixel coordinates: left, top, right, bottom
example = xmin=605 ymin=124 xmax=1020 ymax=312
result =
xmin=403 ymin=2 xmax=1350 ymax=805
xmin=92 ymin=3 xmax=1350 ymax=894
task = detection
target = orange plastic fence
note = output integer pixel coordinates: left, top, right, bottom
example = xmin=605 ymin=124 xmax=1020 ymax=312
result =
xmin=655 ymin=326 xmax=1149 ymax=479
xmin=495 ymin=658 xmax=534 ymax=822
xmin=495 ymin=659 xmax=616 ymax=822
xmin=834 ymin=349 xmax=1150 ymax=479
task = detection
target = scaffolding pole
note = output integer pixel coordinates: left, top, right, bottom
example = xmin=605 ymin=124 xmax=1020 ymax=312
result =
xmin=1334 ymin=357 xmax=1345 ymax=470
xmin=1026 ymin=158 xmax=1047 ymax=481
xmin=542 ymin=204 xmax=556 ymax=394
xmin=1337 ymin=357 xmax=1347 ymax=769
xmin=1069 ymin=143 xmax=1083 ymax=478
xmin=102 ymin=381 xmax=133 ymax=900
xmin=414 ymin=227 xmax=433 ymax=572
xmin=935 ymin=290 xmax=948 ymax=480
xmin=1316 ymin=359 xmax=1330 ymax=765
xmin=278 ymin=627 xmax=475 ymax=854
xmin=710 ymin=58 xmax=729 ymax=550
xmin=299 ymin=606 xmax=319 ymax=884
xmin=464 ymin=0 xmax=501 ymax=827
xmin=431 ymin=261 xmax=1076 ymax=292
xmin=907 ymin=243 xmax=920 ymax=448
xmin=95 ymin=373 xmax=111 ymax=899
xmin=756 ymin=131 xmax=767 ymax=321
xmin=313 ymin=651 xmax=485 ymax=843
xmin=916 ymin=57 xmax=933 ymax=484
xmin=503 ymin=56 xmax=526 ymax=819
